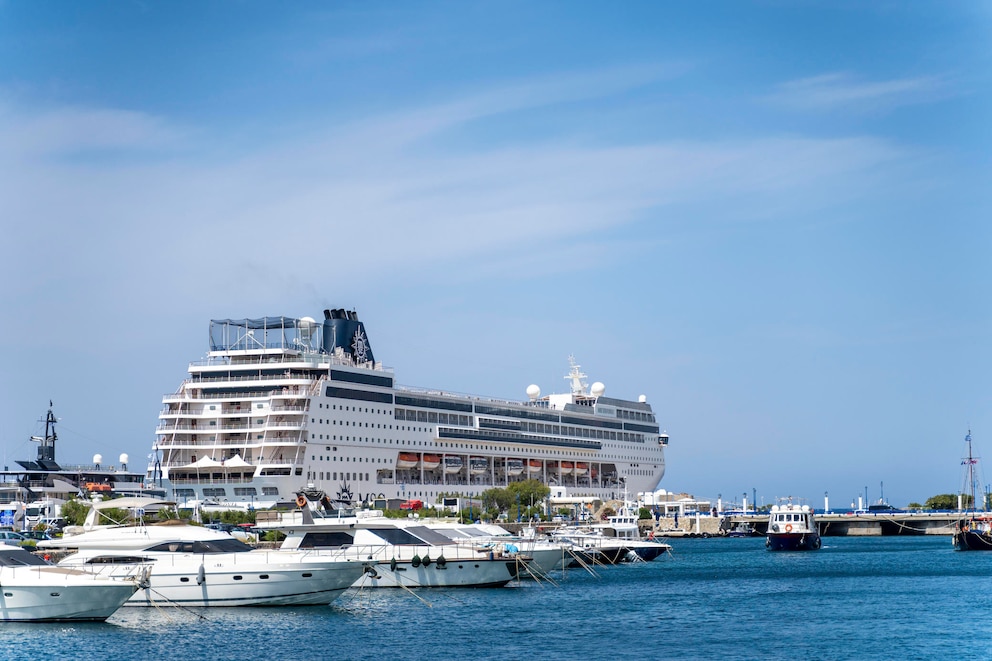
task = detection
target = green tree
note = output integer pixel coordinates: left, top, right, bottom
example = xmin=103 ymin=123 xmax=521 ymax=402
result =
xmin=506 ymin=479 xmax=551 ymax=511
xmin=480 ymin=487 xmax=513 ymax=520
xmin=60 ymin=499 xmax=90 ymax=527
xmin=925 ymin=494 xmax=966 ymax=510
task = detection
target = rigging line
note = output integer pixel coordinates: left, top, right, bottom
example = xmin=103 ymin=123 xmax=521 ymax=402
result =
xmin=144 ymin=586 xmax=209 ymax=621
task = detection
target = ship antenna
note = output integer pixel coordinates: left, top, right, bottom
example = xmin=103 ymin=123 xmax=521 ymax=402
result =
xmin=565 ymin=355 xmax=588 ymax=396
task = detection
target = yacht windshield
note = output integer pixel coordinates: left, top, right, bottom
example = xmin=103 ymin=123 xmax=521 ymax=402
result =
xmin=145 ymin=539 xmax=252 ymax=553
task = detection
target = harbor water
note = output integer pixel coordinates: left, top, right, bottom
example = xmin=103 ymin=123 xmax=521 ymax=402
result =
xmin=2 ymin=536 xmax=990 ymax=660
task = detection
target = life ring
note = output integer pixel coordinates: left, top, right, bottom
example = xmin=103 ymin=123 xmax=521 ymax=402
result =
xmin=296 ymin=495 xmax=307 ymax=508
xmin=785 ymin=524 xmax=793 ymax=533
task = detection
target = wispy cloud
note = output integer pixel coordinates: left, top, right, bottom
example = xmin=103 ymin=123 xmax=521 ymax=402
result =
xmin=0 ymin=69 xmax=919 ymax=322
xmin=0 ymin=100 xmax=190 ymax=159
xmin=765 ymin=72 xmax=948 ymax=113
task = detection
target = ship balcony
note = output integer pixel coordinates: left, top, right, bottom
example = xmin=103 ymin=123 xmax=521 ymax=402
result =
xmin=168 ymin=390 xmax=292 ymax=402
xmin=157 ymin=421 xmax=305 ymax=433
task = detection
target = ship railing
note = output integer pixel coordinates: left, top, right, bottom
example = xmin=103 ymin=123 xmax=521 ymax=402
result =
xmin=163 ymin=389 xmax=306 ymax=402
xmin=156 ymin=422 xmax=304 ymax=433
xmin=190 ymin=353 xmax=394 ymax=372
xmin=395 ymin=384 xmax=526 ymax=407
xmin=190 ymin=374 xmax=316 ymax=385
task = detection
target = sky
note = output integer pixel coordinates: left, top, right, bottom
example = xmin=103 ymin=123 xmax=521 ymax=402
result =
xmin=1 ymin=1 xmax=989 ymax=510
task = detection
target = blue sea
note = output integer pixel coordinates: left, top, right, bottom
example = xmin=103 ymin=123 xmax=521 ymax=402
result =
xmin=2 ymin=536 xmax=990 ymax=661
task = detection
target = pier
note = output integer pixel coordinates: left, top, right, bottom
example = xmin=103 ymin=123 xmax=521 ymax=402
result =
xmin=649 ymin=511 xmax=966 ymax=537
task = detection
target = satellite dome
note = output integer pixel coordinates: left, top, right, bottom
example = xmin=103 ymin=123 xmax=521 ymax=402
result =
xmin=638 ymin=394 xmax=647 ymax=403
xmin=119 ymin=453 xmax=129 ymax=465
xmin=93 ymin=454 xmax=103 ymax=465
xmin=590 ymin=382 xmax=606 ymax=397
xmin=526 ymin=384 xmax=541 ymax=400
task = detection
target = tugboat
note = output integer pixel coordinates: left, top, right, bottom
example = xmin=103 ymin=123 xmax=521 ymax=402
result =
xmin=765 ymin=501 xmax=821 ymax=551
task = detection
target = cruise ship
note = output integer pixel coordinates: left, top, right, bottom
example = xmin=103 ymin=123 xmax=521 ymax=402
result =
xmin=147 ymin=309 xmax=668 ymax=511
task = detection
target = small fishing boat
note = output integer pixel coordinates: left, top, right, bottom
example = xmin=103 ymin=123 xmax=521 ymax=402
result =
xmin=765 ymin=502 xmax=821 ymax=551
xmin=421 ymin=454 xmax=441 ymax=470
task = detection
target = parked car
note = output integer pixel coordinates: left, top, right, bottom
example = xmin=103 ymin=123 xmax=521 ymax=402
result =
xmin=0 ymin=531 xmax=27 ymax=546
xmin=19 ymin=531 xmax=53 ymax=542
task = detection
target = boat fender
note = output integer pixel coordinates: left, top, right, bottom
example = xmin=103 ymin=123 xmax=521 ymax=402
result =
xmin=411 ymin=554 xmax=421 ymax=568
xmin=296 ymin=495 xmax=307 ymax=508
xmin=422 ymin=554 xmax=432 ymax=567
xmin=389 ymin=557 xmax=397 ymax=572
xmin=436 ymin=555 xmax=446 ymax=569
xmin=197 ymin=564 xmax=206 ymax=585
xmin=785 ymin=524 xmax=793 ymax=533
xmin=813 ymin=537 xmax=821 ymax=549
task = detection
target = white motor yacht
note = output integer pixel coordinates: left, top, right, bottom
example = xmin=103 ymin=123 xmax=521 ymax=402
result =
xmin=39 ymin=498 xmax=370 ymax=607
xmin=256 ymin=505 xmax=527 ymax=588
xmin=0 ymin=546 xmax=139 ymax=621
xmin=547 ymin=502 xmax=672 ymax=564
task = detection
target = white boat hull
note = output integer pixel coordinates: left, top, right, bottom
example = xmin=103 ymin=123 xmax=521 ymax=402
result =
xmin=60 ymin=552 xmax=367 ymax=607
xmin=0 ymin=568 xmax=137 ymax=621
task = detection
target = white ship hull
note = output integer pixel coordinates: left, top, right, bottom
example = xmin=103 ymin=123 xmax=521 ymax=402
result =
xmin=147 ymin=310 xmax=668 ymax=510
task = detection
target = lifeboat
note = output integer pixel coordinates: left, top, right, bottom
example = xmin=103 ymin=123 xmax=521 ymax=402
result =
xmin=443 ymin=456 xmax=463 ymax=474
xmin=505 ymin=458 xmax=524 ymax=476
xmin=560 ymin=461 xmax=574 ymax=475
xmin=574 ymin=462 xmax=588 ymax=476
xmin=469 ymin=457 xmax=488 ymax=474
xmin=84 ymin=482 xmax=112 ymax=492
xmin=396 ymin=452 xmax=420 ymax=470
xmin=526 ymin=459 xmax=542 ymax=473
xmin=422 ymin=454 xmax=441 ymax=470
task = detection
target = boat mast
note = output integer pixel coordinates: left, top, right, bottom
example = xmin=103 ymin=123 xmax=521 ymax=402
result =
xmin=962 ymin=430 xmax=981 ymax=512
xmin=30 ymin=401 xmax=58 ymax=464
